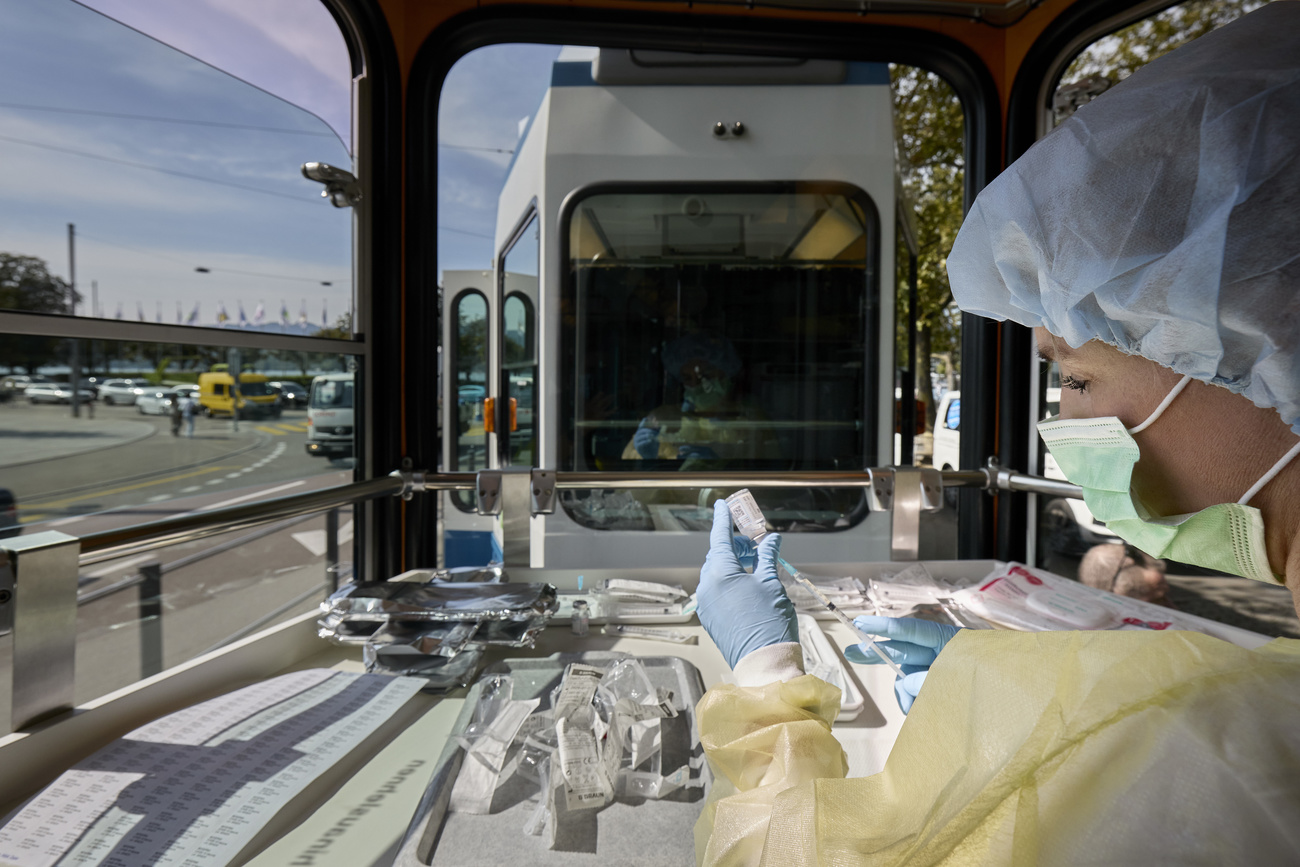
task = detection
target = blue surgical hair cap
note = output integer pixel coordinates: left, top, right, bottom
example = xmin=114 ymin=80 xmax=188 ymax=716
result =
xmin=948 ymin=3 xmax=1300 ymax=433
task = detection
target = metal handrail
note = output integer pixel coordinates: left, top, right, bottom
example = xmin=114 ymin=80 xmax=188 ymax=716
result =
xmin=76 ymin=464 xmax=1081 ymax=567
xmin=544 ymin=467 xmax=1081 ymax=498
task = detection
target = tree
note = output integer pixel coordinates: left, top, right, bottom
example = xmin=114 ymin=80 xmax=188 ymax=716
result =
xmin=1062 ymin=0 xmax=1267 ymax=86
xmin=0 ymin=252 xmax=79 ymax=374
xmin=890 ymin=66 xmax=965 ymax=425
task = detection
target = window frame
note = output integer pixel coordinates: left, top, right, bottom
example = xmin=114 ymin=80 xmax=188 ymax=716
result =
xmin=556 ymin=179 xmax=882 ymax=538
xmin=408 ymin=8 xmax=1002 ymax=558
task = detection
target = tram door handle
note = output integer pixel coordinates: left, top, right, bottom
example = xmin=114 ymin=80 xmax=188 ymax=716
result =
xmin=482 ymin=397 xmax=518 ymax=433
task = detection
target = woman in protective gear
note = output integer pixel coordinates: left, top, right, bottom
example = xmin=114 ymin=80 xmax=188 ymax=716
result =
xmin=693 ymin=7 xmax=1300 ymax=864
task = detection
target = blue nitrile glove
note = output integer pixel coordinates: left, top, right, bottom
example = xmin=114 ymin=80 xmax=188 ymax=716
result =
xmin=633 ymin=419 xmax=660 ymax=459
xmin=845 ymin=616 xmax=963 ymax=714
xmin=730 ymin=533 xmax=758 ymax=569
xmin=697 ymin=500 xmax=798 ymax=669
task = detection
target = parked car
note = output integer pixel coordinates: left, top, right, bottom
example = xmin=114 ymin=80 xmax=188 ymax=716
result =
xmin=268 ymin=381 xmax=308 ymax=408
xmin=1 ymin=374 xmax=51 ymax=398
xmin=136 ymin=385 xmax=198 ymax=416
xmin=25 ymin=383 xmax=97 ymax=405
xmin=98 ymin=378 xmax=148 ymax=406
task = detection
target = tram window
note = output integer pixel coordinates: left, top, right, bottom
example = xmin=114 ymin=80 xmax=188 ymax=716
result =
xmin=560 ymin=186 xmax=877 ymax=531
xmin=451 ymin=291 xmax=489 ymax=480
xmin=435 ymin=45 xmax=967 ymax=550
xmin=0 ymin=0 xmax=354 ymax=332
xmin=502 ymin=216 xmax=539 ymax=466
xmin=1053 ymin=0 xmax=1271 ymax=124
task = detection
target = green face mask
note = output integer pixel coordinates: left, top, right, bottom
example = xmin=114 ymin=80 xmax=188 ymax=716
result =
xmin=1037 ymin=375 xmax=1300 ymax=585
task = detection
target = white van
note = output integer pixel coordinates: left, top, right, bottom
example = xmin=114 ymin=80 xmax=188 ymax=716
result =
xmin=305 ymin=373 xmax=354 ymax=461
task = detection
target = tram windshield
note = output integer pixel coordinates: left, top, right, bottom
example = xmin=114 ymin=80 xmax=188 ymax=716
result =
xmin=561 ymin=186 xmax=877 ymax=532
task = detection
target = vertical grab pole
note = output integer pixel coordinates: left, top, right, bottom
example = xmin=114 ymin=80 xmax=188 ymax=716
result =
xmin=325 ymin=508 xmax=340 ymax=591
xmin=138 ymin=561 xmax=163 ymax=678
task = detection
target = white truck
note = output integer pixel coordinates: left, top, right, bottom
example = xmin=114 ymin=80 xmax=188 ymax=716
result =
xmin=305 ymin=372 xmax=354 ymax=461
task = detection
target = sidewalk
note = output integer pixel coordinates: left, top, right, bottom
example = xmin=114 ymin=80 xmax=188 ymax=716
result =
xmin=0 ymin=408 xmax=155 ymax=468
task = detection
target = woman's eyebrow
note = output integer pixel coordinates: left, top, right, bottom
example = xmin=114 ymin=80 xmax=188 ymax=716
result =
xmin=1035 ymin=340 xmax=1056 ymax=362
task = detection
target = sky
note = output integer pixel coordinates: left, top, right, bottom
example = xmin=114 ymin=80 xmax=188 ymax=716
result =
xmin=0 ymin=0 xmax=566 ymax=330
xmin=436 ymin=44 xmax=563 ymax=278
xmin=0 ymin=0 xmax=605 ymax=333
xmin=0 ymin=0 xmax=354 ymax=331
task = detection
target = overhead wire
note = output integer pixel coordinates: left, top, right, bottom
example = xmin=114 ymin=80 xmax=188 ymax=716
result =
xmin=0 ymin=133 xmax=320 ymax=204
xmin=0 ymin=101 xmax=335 ymax=137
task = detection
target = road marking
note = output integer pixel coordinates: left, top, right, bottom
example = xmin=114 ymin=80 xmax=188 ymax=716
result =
xmin=255 ymin=423 xmax=308 ymax=435
xmin=206 ymin=479 xmax=223 ymax=485
xmin=22 ymin=466 xmax=233 ymax=510
xmin=147 ymin=494 xmax=170 ymax=503
xmin=181 ymin=486 xmax=201 ymax=493
xmin=181 ymin=480 xmax=307 ymax=515
xmin=292 ymin=519 xmax=354 ymax=557
xmin=225 ymin=472 xmax=242 ymax=479
xmin=83 ymin=553 xmax=157 ymax=579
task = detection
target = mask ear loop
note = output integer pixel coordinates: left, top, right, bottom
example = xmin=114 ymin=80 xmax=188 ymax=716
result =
xmin=1238 ymin=439 xmax=1300 ymax=505
xmin=1126 ymin=375 xmax=1193 ymax=435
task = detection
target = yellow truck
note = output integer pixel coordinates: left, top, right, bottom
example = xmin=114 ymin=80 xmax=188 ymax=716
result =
xmin=197 ymin=370 xmax=281 ymax=419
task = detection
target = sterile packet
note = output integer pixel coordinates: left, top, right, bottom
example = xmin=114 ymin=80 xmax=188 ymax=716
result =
xmin=593 ymin=578 xmax=689 ymax=603
xmin=322 ymin=581 xmax=559 ymax=622
xmin=362 ymin=643 xmax=486 ymax=690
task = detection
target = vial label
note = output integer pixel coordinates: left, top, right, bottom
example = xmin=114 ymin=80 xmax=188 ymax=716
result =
xmin=725 ymin=489 xmax=767 ymax=541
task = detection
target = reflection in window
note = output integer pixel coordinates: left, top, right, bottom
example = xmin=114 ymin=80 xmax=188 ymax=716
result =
xmin=453 ymin=292 xmax=488 ymax=472
xmin=561 ymin=186 xmax=876 ymax=532
xmin=311 ymin=379 xmax=354 ymax=408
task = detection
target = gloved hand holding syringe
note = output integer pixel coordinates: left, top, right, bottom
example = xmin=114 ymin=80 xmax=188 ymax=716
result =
xmin=723 ymin=490 xmax=905 ymax=677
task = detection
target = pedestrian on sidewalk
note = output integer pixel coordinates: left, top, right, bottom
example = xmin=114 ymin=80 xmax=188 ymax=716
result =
xmin=181 ymin=393 xmax=197 ymax=438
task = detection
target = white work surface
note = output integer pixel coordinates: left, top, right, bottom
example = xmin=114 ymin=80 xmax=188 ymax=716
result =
xmin=0 ymin=560 xmax=998 ymax=867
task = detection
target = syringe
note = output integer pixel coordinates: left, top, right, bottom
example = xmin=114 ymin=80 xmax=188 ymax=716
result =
xmin=777 ymin=556 xmax=905 ymax=677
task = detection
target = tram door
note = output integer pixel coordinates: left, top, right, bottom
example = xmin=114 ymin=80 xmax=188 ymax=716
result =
xmin=440 ymin=214 xmax=539 ymax=567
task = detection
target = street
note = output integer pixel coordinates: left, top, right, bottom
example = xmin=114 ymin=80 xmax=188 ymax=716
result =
xmin=1 ymin=399 xmax=342 ymax=529
xmin=0 ymin=398 xmax=356 ymax=730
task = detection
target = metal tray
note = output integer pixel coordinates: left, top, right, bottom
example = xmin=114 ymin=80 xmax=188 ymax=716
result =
xmin=393 ymin=652 xmax=711 ymax=866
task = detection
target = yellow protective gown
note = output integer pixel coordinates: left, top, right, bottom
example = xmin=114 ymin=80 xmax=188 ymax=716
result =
xmin=695 ymin=629 xmax=1300 ymax=866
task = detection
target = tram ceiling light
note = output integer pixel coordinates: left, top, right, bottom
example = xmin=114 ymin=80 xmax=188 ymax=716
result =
xmin=301 ymin=161 xmax=361 ymax=208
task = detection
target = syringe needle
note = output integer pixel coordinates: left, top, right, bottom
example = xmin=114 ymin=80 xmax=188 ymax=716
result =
xmin=777 ymin=556 xmax=905 ymax=677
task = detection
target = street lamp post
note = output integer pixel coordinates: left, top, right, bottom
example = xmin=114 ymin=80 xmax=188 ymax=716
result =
xmin=68 ymin=223 xmax=82 ymax=420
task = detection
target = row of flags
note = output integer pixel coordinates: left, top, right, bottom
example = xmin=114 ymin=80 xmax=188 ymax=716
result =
xmin=112 ymin=300 xmax=332 ymax=329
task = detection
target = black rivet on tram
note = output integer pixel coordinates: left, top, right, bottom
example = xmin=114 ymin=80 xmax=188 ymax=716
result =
xmin=732 ymin=122 xmax=746 ymax=136
xmin=713 ymin=122 xmax=727 ymax=137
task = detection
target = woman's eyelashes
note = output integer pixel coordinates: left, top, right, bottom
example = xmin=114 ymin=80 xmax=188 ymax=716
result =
xmin=1061 ymin=375 xmax=1089 ymax=392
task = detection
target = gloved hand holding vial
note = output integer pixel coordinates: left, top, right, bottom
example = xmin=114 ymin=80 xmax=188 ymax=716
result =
xmin=723 ymin=489 xmax=905 ymax=677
